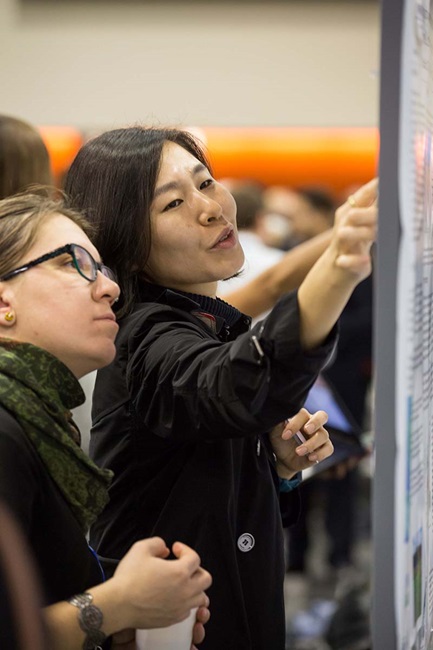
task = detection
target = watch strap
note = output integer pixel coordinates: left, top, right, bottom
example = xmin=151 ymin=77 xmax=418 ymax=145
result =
xmin=68 ymin=592 xmax=106 ymax=650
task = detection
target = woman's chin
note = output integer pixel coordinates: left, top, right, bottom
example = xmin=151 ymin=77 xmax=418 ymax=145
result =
xmin=88 ymin=345 xmax=117 ymax=375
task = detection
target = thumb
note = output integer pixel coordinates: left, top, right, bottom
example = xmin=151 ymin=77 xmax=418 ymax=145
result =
xmin=139 ymin=536 xmax=170 ymax=558
xmin=172 ymin=542 xmax=201 ymax=572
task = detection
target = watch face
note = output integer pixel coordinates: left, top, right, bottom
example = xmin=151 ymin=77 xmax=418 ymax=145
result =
xmin=69 ymin=593 xmax=93 ymax=608
xmin=81 ymin=603 xmax=103 ymax=629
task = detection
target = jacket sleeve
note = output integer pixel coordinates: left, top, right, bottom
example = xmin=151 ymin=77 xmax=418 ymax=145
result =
xmin=127 ymin=290 xmax=337 ymax=442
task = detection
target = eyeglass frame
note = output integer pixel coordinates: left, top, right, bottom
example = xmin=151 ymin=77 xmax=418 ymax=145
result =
xmin=0 ymin=243 xmax=117 ymax=283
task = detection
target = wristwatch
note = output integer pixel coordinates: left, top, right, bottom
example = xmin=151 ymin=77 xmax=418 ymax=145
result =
xmin=68 ymin=592 xmax=106 ymax=650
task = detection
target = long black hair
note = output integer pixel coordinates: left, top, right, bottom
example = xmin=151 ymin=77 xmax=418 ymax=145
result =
xmin=65 ymin=126 xmax=212 ymax=316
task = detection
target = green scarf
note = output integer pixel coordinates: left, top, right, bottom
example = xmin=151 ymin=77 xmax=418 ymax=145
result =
xmin=0 ymin=339 xmax=113 ymax=532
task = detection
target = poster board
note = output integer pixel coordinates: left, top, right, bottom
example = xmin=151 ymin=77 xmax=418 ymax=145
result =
xmin=374 ymin=0 xmax=433 ymax=647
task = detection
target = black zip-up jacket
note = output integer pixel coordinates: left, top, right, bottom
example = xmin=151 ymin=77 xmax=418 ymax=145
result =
xmin=89 ymin=283 xmax=337 ymax=650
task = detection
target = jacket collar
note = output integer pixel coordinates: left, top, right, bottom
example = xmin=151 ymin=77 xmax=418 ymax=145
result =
xmin=136 ymin=281 xmax=251 ymax=337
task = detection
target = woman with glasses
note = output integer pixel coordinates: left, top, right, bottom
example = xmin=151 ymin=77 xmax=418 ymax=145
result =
xmin=0 ymin=192 xmax=212 ymax=650
xmin=65 ymin=126 xmax=377 ymax=650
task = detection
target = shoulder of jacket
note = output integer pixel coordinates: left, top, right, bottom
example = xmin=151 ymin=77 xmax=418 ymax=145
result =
xmin=0 ymin=405 xmax=26 ymax=438
xmin=0 ymin=406 xmax=37 ymax=457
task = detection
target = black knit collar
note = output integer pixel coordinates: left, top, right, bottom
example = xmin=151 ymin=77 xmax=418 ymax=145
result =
xmin=137 ymin=281 xmax=249 ymax=329
xmin=175 ymin=289 xmax=244 ymax=327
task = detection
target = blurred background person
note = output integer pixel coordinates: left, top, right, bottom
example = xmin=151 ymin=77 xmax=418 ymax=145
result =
xmin=261 ymin=185 xmax=335 ymax=251
xmin=0 ymin=115 xmax=53 ymax=199
xmin=218 ymin=181 xmax=333 ymax=321
xmin=284 ymin=185 xmax=373 ymax=574
xmin=254 ymin=184 xmax=373 ymax=649
xmin=0 ymin=112 xmax=93 ymax=451
xmin=218 ymin=180 xmax=284 ymax=310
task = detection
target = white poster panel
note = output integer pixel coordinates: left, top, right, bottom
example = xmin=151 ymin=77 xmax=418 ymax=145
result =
xmin=397 ymin=1 xmax=433 ymax=647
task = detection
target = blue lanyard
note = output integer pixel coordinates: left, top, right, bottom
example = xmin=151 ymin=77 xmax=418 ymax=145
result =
xmin=88 ymin=544 xmax=106 ymax=582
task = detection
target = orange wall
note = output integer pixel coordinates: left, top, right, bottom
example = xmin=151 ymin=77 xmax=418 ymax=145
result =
xmin=202 ymin=127 xmax=379 ymax=196
xmin=38 ymin=126 xmax=84 ymax=184
xmin=39 ymin=126 xmax=379 ymax=196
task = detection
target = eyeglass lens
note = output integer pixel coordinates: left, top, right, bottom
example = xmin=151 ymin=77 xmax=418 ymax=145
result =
xmin=72 ymin=245 xmax=116 ymax=283
xmin=73 ymin=245 xmax=97 ymax=281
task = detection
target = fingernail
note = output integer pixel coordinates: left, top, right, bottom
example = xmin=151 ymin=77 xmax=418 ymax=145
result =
xmin=304 ymin=422 xmax=314 ymax=434
xmin=308 ymin=453 xmax=318 ymax=462
xmin=296 ymin=445 xmax=308 ymax=456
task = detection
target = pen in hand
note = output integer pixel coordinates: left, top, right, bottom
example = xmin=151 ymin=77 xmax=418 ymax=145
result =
xmin=294 ymin=430 xmax=319 ymax=464
xmin=294 ymin=431 xmax=307 ymax=445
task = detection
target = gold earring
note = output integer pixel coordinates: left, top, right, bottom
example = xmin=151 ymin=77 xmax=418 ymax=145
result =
xmin=4 ymin=312 xmax=14 ymax=323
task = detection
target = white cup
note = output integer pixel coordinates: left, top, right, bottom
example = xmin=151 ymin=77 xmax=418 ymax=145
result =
xmin=136 ymin=607 xmax=197 ymax=650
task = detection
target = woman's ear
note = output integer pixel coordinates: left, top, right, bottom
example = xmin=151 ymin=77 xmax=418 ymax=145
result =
xmin=0 ymin=289 xmax=16 ymax=328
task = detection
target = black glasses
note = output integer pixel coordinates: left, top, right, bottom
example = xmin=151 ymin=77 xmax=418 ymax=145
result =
xmin=0 ymin=243 xmax=117 ymax=283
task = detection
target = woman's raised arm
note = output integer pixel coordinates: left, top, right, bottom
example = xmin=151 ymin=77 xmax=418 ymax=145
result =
xmin=297 ymin=178 xmax=377 ymax=350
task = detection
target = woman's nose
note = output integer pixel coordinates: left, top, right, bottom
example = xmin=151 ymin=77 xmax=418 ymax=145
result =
xmin=95 ymin=271 xmax=121 ymax=305
xmin=197 ymin=195 xmax=223 ymax=225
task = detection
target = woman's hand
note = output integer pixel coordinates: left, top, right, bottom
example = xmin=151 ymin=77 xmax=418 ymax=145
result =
xmin=269 ymin=408 xmax=333 ymax=478
xmin=110 ymin=537 xmax=212 ymax=632
xmin=329 ymin=178 xmax=378 ymax=282
xmin=109 ymin=599 xmax=211 ymax=650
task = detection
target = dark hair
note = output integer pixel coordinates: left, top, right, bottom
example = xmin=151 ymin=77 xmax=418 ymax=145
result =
xmin=231 ymin=183 xmax=264 ymax=231
xmin=0 ymin=116 xmax=52 ymax=200
xmin=296 ymin=186 xmax=335 ymax=224
xmin=65 ymin=126 xmax=212 ymax=316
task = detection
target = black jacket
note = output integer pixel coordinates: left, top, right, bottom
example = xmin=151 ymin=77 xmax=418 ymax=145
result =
xmin=0 ymin=405 xmax=103 ymax=605
xmin=90 ymin=283 xmax=337 ymax=650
